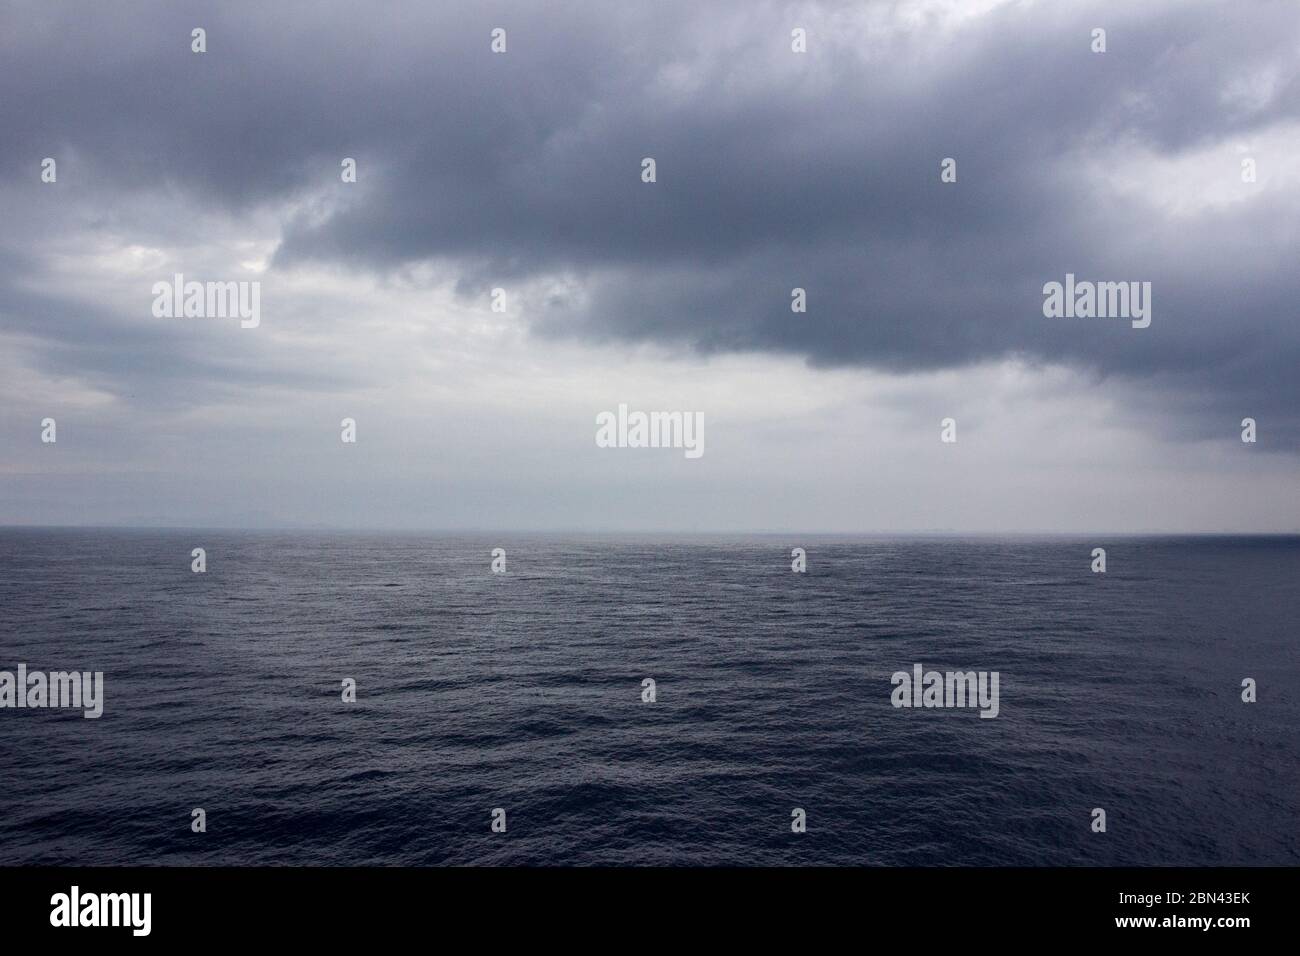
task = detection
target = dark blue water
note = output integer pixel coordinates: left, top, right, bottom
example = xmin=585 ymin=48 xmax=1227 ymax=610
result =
xmin=0 ymin=530 xmax=1295 ymax=865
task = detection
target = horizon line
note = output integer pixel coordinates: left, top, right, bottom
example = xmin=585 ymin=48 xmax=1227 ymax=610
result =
xmin=2 ymin=524 xmax=1299 ymax=537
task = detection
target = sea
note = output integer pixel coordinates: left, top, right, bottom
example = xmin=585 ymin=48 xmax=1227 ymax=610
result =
xmin=0 ymin=529 xmax=1296 ymax=866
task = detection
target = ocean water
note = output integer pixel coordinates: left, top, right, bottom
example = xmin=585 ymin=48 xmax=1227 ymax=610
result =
xmin=0 ymin=530 xmax=1296 ymax=866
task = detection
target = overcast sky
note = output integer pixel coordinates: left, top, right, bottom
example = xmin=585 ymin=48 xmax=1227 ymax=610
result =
xmin=1 ymin=0 xmax=1297 ymax=532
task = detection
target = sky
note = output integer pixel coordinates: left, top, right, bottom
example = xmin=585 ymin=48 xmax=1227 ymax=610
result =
xmin=1 ymin=0 xmax=1297 ymax=532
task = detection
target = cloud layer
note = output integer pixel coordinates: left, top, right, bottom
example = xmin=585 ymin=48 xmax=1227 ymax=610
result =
xmin=1 ymin=0 xmax=1297 ymax=529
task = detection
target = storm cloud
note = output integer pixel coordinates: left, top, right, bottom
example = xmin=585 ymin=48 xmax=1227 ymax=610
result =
xmin=1 ymin=0 xmax=1297 ymax=529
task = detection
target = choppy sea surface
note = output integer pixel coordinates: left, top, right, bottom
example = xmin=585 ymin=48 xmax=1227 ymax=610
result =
xmin=0 ymin=530 xmax=1296 ymax=866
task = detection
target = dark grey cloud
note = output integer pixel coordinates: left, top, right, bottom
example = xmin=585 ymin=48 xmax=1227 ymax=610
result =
xmin=2 ymin=0 xmax=1298 ymax=445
